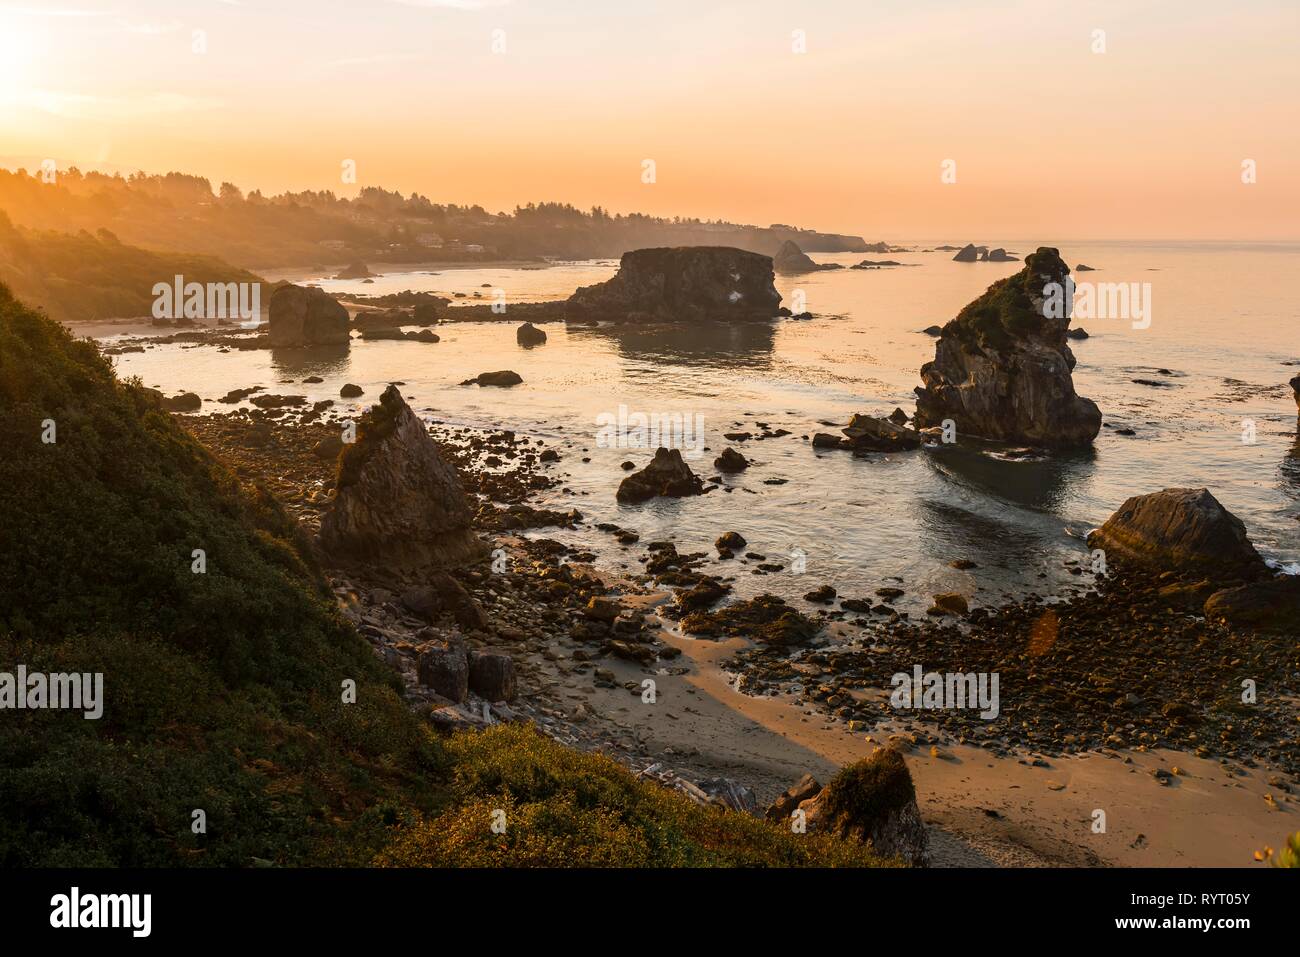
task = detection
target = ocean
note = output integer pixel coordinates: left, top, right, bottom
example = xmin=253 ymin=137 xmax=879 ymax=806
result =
xmin=103 ymin=241 xmax=1300 ymax=616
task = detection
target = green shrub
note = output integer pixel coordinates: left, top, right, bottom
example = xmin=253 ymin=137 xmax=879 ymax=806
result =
xmin=0 ymin=283 xmax=444 ymax=865
xmin=377 ymin=724 xmax=893 ymax=868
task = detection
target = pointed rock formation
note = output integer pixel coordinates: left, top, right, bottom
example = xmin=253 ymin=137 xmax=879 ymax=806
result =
xmin=784 ymin=748 xmax=929 ymax=866
xmin=773 ymin=240 xmax=842 ymax=274
xmin=616 ymin=447 xmax=706 ymax=502
xmin=565 ymin=246 xmax=783 ymax=324
xmin=319 ymin=385 xmax=484 ymax=571
xmin=268 ymin=283 xmax=350 ymax=346
xmin=952 ymin=244 xmax=981 ymax=262
xmin=914 ymin=247 xmax=1101 ymax=448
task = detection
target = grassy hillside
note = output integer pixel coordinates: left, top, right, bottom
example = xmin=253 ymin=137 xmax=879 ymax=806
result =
xmin=0 ymin=210 xmax=260 ymax=323
xmin=0 ymin=284 xmax=890 ymax=868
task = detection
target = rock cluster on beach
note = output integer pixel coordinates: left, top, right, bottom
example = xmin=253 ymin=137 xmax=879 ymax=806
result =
xmin=565 ymin=246 xmax=784 ymax=324
xmin=268 ymin=282 xmax=350 ymax=346
xmin=813 ymin=413 xmax=923 ymax=454
xmin=318 ymin=385 xmax=485 ymax=570
xmin=913 ymin=246 xmax=1102 ymax=449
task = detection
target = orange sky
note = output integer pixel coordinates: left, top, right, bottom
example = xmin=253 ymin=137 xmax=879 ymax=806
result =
xmin=1 ymin=0 xmax=1297 ymax=239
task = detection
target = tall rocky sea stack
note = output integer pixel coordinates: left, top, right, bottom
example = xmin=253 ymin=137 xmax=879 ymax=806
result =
xmin=319 ymin=385 xmax=484 ymax=572
xmin=914 ymin=247 xmax=1101 ymax=448
xmin=565 ymin=246 xmax=783 ymax=323
xmin=268 ymin=282 xmax=351 ymax=346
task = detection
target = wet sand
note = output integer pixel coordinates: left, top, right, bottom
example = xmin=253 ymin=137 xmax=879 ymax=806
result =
xmin=557 ymin=600 xmax=1292 ymax=868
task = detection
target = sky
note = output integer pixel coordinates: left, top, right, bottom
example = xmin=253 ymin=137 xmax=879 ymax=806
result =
xmin=0 ymin=0 xmax=1297 ymax=240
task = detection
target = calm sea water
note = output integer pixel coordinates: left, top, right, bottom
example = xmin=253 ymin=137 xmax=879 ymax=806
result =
xmin=105 ymin=242 xmax=1300 ymax=613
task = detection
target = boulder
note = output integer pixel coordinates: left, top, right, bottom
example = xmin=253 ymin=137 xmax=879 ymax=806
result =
xmin=716 ymin=531 xmax=747 ymax=551
xmin=952 ymin=244 xmax=980 ymax=262
xmin=841 ymin=413 xmax=923 ymax=452
xmin=318 ymin=385 xmax=484 ymax=571
xmin=798 ymin=747 xmax=929 ymax=866
xmin=468 ymin=651 xmax=517 ymax=702
xmin=565 ymin=246 xmax=783 ymax=324
xmin=914 ymin=247 xmax=1101 ymax=448
xmin=772 ymin=240 xmax=842 ymax=274
xmin=1086 ymin=488 xmax=1266 ymax=577
xmin=1203 ymin=576 xmax=1300 ymax=631
xmin=765 ymin=773 xmax=823 ymax=822
xmin=312 ymin=434 xmax=344 ymax=461
xmin=418 ymin=644 xmax=469 ymax=704
xmin=1291 ymin=374 xmax=1300 ymax=409
xmin=583 ymin=597 xmax=622 ymax=623
xmin=929 ymin=592 xmax=969 ymax=615
xmin=985 ymin=248 xmax=1018 ymax=262
xmin=267 ymin=284 xmax=350 ymax=347
xmin=516 ymin=322 xmax=547 ymax=346
xmin=340 ymin=383 xmax=364 ymax=398
xmin=162 ymin=392 xmax=201 ymax=412
xmin=616 ymin=448 xmax=706 ymax=502
xmin=401 ymin=572 xmax=488 ymax=630
xmin=714 ymin=447 xmax=750 ymax=472
xmin=461 ymin=370 xmax=523 ymax=387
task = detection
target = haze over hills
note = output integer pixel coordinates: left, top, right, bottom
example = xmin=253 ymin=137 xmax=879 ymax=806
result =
xmin=0 ymin=166 xmax=869 ymax=273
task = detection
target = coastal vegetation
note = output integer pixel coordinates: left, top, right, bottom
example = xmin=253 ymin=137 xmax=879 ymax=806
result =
xmin=0 ymin=282 xmax=889 ymax=868
xmin=0 ymin=166 xmax=866 ymax=271
xmin=0 ymin=210 xmax=259 ymax=323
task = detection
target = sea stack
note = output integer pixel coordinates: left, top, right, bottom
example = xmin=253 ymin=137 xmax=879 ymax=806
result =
xmin=267 ymin=283 xmax=350 ymax=347
xmin=772 ymin=240 xmax=841 ymax=274
xmin=319 ymin=385 xmax=485 ymax=571
xmin=913 ymin=247 xmax=1101 ymax=448
xmin=565 ymin=246 xmax=783 ymax=324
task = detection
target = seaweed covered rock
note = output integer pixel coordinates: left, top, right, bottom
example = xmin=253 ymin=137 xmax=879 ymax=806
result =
xmin=798 ymin=747 xmax=929 ymax=866
xmin=319 ymin=385 xmax=485 ymax=571
xmin=1086 ymin=487 xmax=1266 ymax=577
xmin=681 ymin=594 xmax=820 ymax=646
xmin=616 ymin=447 xmax=705 ymax=502
xmin=566 ymin=246 xmax=783 ymax=324
xmin=914 ymin=247 xmax=1101 ymax=448
xmin=267 ymin=282 xmax=350 ymax=346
